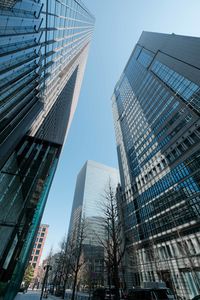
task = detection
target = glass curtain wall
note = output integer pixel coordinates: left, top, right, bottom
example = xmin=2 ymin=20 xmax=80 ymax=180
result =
xmin=112 ymin=34 xmax=200 ymax=299
xmin=0 ymin=136 xmax=60 ymax=298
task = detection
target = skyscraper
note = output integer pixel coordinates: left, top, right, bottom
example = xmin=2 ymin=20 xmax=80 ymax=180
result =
xmin=112 ymin=32 xmax=200 ymax=299
xmin=68 ymin=160 xmax=119 ymax=286
xmin=0 ymin=1 xmax=94 ymax=298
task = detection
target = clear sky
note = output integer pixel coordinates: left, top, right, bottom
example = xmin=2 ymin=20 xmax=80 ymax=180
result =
xmin=41 ymin=0 xmax=200 ymax=259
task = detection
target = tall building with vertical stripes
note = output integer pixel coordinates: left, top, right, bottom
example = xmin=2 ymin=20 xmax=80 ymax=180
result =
xmin=0 ymin=1 xmax=94 ymax=298
xmin=112 ymin=32 xmax=200 ymax=299
xmin=68 ymin=160 xmax=119 ymax=287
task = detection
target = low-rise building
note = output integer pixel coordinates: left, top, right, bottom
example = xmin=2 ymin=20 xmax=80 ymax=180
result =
xmin=30 ymin=224 xmax=49 ymax=278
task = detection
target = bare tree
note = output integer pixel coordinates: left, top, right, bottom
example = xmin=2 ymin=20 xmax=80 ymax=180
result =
xmin=58 ymin=237 xmax=72 ymax=299
xmin=98 ymin=182 xmax=125 ymax=300
xmin=45 ymin=238 xmax=71 ymax=298
xmin=68 ymin=218 xmax=86 ymax=300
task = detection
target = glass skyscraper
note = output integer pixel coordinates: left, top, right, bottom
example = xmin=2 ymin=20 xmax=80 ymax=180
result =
xmin=112 ymin=32 xmax=200 ymax=299
xmin=68 ymin=160 xmax=119 ymax=286
xmin=0 ymin=1 xmax=94 ymax=298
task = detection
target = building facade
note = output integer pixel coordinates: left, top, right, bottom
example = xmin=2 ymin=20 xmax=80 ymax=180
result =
xmin=68 ymin=160 xmax=119 ymax=287
xmin=0 ymin=1 xmax=94 ymax=298
xmin=29 ymin=224 xmax=49 ymax=278
xmin=112 ymin=32 xmax=200 ymax=299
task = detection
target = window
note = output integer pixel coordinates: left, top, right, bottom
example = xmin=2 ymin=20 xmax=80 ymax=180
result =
xmin=187 ymin=239 xmax=196 ymax=254
xmin=190 ymin=132 xmax=199 ymax=143
xmin=157 ymin=163 xmax=162 ymax=171
xmin=133 ymin=45 xmax=142 ymax=58
xmin=152 ymin=167 xmax=156 ymax=175
xmin=34 ymin=256 xmax=38 ymax=261
xmin=166 ymin=244 xmax=172 ymax=258
xmin=184 ymin=138 xmax=192 ymax=148
xmin=166 ymin=154 xmax=173 ymax=163
xmin=177 ymin=144 xmax=185 ymax=154
xmin=37 ymin=243 xmax=42 ymax=249
xmin=137 ymin=49 xmax=153 ymax=68
xmin=177 ymin=242 xmax=185 ymax=255
xmin=36 ymin=250 xmax=40 ymax=255
xmin=161 ymin=159 xmax=167 ymax=168
xmin=151 ymin=60 xmax=200 ymax=115
xmin=171 ymin=149 xmax=179 ymax=159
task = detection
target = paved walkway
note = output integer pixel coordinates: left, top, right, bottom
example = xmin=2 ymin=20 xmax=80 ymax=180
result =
xmin=15 ymin=290 xmax=89 ymax=300
xmin=15 ymin=291 xmax=41 ymax=300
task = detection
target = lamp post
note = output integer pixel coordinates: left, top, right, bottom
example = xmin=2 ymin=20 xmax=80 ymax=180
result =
xmin=40 ymin=264 xmax=52 ymax=299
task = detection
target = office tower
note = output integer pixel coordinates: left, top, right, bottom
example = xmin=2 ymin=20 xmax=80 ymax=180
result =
xmin=68 ymin=160 xmax=119 ymax=286
xmin=112 ymin=32 xmax=200 ymax=299
xmin=0 ymin=1 xmax=94 ymax=298
xmin=29 ymin=224 xmax=49 ymax=278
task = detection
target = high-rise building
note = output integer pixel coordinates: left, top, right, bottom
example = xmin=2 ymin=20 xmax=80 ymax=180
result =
xmin=29 ymin=224 xmax=49 ymax=278
xmin=0 ymin=1 xmax=94 ymax=298
xmin=112 ymin=32 xmax=200 ymax=299
xmin=68 ymin=160 xmax=119 ymax=286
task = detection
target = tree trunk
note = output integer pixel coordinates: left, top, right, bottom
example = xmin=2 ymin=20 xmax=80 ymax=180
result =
xmin=113 ymin=264 xmax=120 ymax=300
xmin=62 ymin=275 xmax=68 ymax=299
xmin=71 ymin=271 xmax=78 ymax=300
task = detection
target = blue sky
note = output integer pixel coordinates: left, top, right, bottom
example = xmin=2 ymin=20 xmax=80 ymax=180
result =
xmin=41 ymin=0 xmax=200 ymax=259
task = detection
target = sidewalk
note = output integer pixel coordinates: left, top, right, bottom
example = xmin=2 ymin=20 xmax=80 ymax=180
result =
xmin=14 ymin=290 xmax=89 ymax=300
xmin=15 ymin=291 xmax=61 ymax=300
xmin=15 ymin=290 xmax=41 ymax=299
